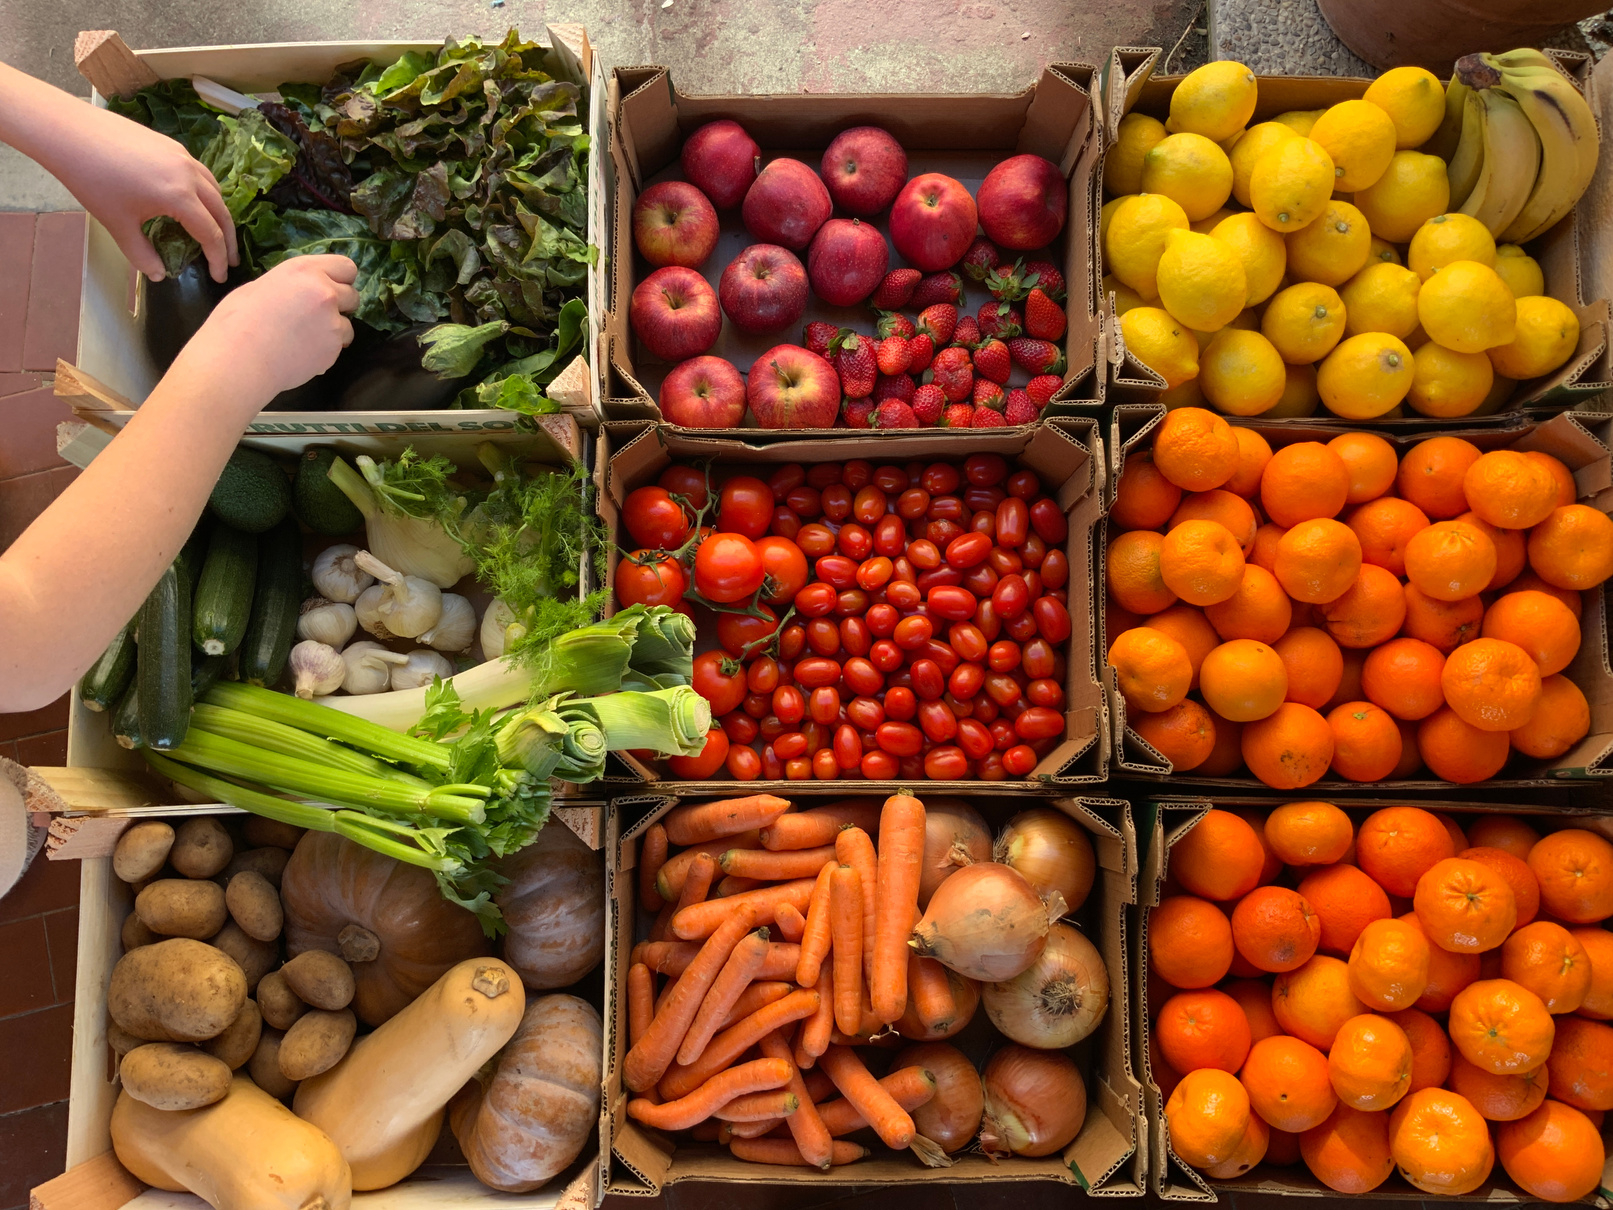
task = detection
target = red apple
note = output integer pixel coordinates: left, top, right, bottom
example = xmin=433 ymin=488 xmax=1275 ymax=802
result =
xmin=978 ymin=154 xmax=1068 ymax=250
xmin=633 ymin=181 xmax=719 ymax=268
xmin=747 ymin=344 xmax=840 ymax=429
xmin=719 ymin=244 xmax=809 ymax=335
xmin=660 ymin=355 xmax=746 ymax=428
xmin=681 ymin=119 xmax=759 ymax=209
xmin=742 ymin=158 xmax=832 ymax=251
xmin=807 ymin=218 xmax=889 ymax=307
xmin=821 ymin=126 xmax=908 ymax=216
xmin=889 ymin=173 xmax=978 ymax=272
xmin=630 ymin=266 xmax=722 ymax=362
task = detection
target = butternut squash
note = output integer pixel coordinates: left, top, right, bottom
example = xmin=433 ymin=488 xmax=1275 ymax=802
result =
xmin=496 ymin=822 xmax=605 ymax=989
xmin=110 ymin=1074 xmax=351 ymax=1210
xmin=293 ymin=957 xmax=525 ymax=1190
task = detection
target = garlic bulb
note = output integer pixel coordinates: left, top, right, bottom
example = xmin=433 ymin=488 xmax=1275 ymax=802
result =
xmin=354 ymin=585 xmax=392 ymax=640
xmin=390 ymin=649 xmax=455 ymax=692
xmin=340 ymin=641 xmax=410 ymax=695
xmin=289 ymin=640 xmax=346 ymax=700
xmin=311 ymin=544 xmax=374 ymax=604
xmin=419 ymin=594 xmax=476 ymax=653
xmin=480 ymin=598 xmax=518 ymax=660
xmin=353 ymin=551 xmax=442 ymax=640
xmin=297 ymin=598 xmax=358 ymax=649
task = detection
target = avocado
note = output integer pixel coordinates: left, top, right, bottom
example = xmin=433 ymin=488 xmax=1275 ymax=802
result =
xmin=209 ymin=448 xmax=293 ymax=534
xmin=294 ymin=446 xmax=364 ymax=535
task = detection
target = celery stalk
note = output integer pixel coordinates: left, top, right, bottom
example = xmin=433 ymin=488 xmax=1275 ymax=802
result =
xmin=190 ymin=704 xmax=429 ymax=787
xmin=204 ymin=682 xmax=455 ymax=772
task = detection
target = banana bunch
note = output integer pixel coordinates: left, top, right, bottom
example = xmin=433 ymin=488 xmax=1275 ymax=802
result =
xmin=1440 ymin=49 xmax=1599 ymax=244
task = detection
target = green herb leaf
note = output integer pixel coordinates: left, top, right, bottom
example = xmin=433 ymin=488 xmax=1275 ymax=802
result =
xmin=419 ymin=320 xmax=511 ymax=378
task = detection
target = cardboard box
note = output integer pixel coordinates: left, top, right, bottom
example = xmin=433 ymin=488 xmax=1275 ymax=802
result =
xmin=1102 ymin=402 xmax=1613 ymax=788
xmin=601 ymin=64 xmax=1106 ymax=429
xmin=593 ymin=417 xmax=1110 ymax=792
xmin=604 ymin=791 xmax=1145 ymax=1196
xmin=1098 ymin=47 xmax=1612 ymax=426
xmin=1136 ymin=796 xmax=1613 ymax=1202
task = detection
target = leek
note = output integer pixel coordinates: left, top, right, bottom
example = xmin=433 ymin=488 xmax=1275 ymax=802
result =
xmin=494 ymin=697 xmax=608 ymax=782
xmin=572 ymin=686 xmax=712 ymax=753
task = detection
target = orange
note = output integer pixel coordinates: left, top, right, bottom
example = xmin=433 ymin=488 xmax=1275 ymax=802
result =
xmin=1328 ymin=1013 xmax=1413 ymax=1111
xmin=1173 ymin=808 xmax=1267 ymax=901
xmin=1153 ymin=407 xmax=1240 ymax=493
xmin=1357 ymin=807 xmax=1458 ymax=897
xmin=1226 ymin=427 xmax=1275 ymax=499
xmin=1441 ymin=637 xmax=1542 ymax=732
xmin=1299 ymin=1103 xmax=1395 ymax=1193
xmin=1156 ymin=988 xmax=1253 ymax=1074
xmin=1496 ymin=1100 xmax=1606 ymax=1203
xmin=1448 ymin=978 xmax=1555 ymax=1075
xmin=1463 ymin=449 xmax=1560 ymax=530
xmin=1346 ymin=496 xmax=1429 ymax=577
xmin=1458 ymin=845 xmax=1541 ymax=927
xmin=1327 ymin=432 xmax=1398 ymax=505
xmin=1526 ymin=450 xmax=1579 ymax=507
xmin=1107 ymin=530 xmax=1179 ymax=614
xmin=1397 ymin=436 xmax=1482 ymax=520
xmin=1262 ymin=441 xmax=1352 ymax=527
xmin=1316 ymin=565 xmax=1405 ymax=649
xmin=1388 ymin=1088 xmax=1495 ymax=1195
xmin=1501 ymin=921 xmax=1591 ymax=1014
xmin=1201 ymin=638 xmax=1288 ymax=723
xmin=1241 ymin=1034 xmax=1337 ymax=1132
xmin=1327 ymin=701 xmax=1403 ymax=782
xmin=1233 ymin=886 xmax=1323 ymax=972
xmin=1243 ymin=702 xmax=1335 ymax=790
xmin=1274 ymin=955 xmax=1368 ymax=1050
xmin=1571 ymin=926 xmax=1613 ymax=1019
xmin=1112 ymin=451 xmax=1183 ymax=530
xmin=1529 ymin=829 xmax=1613 ymax=924
xmin=1400 ymin=912 xmax=1481 ymax=1012
xmin=1165 ymin=1068 xmax=1251 ymax=1168
xmin=1132 ymin=700 xmax=1217 ymax=771
xmin=1386 ymin=1008 xmax=1451 ymax=1093
xmin=1109 ymin=626 xmax=1192 ymax=713
xmin=1419 ymin=706 xmax=1512 ymax=783
xmin=1413 ymin=857 xmax=1518 ymax=953
xmin=1391 ymin=718 xmax=1423 ymax=778
xmin=1547 ymin=1015 xmax=1613 ymax=1111
xmin=1527 ymin=504 xmax=1613 ymax=590
xmin=1266 ymin=800 xmax=1353 ymax=866
xmin=1483 ymin=590 xmax=1580 ymax=677
xmin=1232 ymin=807 xmax=1285 ymax=886
xmin=1457 ymin=510 xmax=1526 ymax=590
xmin=1150 ymin=894 xmax=1235 ymax=988
xmin=1400 ymin=584 xmax=1484 ymax=652
xmin=1466 ymin=816 xmax=1542 ymax=861
xmin=1275 ymin=518 xmax=1363 ymax=604
xmin=1434 ymin=811 xmax=1470 ymax=853
xmin=1204 ymin=1112 xmax=1270 ymax=1179
xmin=1222 ymin=977 xmax=1283 ymax=1043
xmin=1266 ymin=1126 xmax=1303 ymax=1167
xmin=1348 ymin=917 xmax=1431 ymax=1010
xmin=1170 ymin=489 xmax=1258 ymax=553
xmin=1509 ymin=567 xmax=1584 ymax=617
xmin=1249 ymin=522 xmax=1286 ymax=572
xmin=1448 ymin=1053 xmax=1548 ymax=1121
xmin=1199 ymin=712 xmax=1246 ymax=776
xmin=1361 ymin=638 xmax=1445 ymax=721
xmin=1204 ymin=565 xmax=1293 ymax=643
xmin=1160 ymin=519 xmax=1246 ymax=606
xmin=1403 ymin=519 xmax=1496 ymax=602
xmin=1273 ymin=627 xmax=1344 ymax=710
xmin=1510 ymin=674 xmax=1592 ymax=760
xmin=1141 ymin=604 xmax=1220 ymax=689
xmin=1300 ymin=862 xmax=1393 ymax=956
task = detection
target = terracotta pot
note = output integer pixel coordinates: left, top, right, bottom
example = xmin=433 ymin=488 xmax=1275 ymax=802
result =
xmin=1315 ymin=0 xmax=1602 ymax=75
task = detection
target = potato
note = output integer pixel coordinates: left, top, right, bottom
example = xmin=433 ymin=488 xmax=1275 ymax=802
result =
xmin=109 ymin=939 xmax=246 ymax=1042
xmin=280 ymin=950 xmax=354 ymax=1011
xmin=224 ymin=870 xmax=282 ymax=942
xmin=244 ymin=817 xmax=305 ymax=850
xmin=112 ymin=822 xmax=174 ymax=884
xmin=278 ymin=1008 xmax=356 ymax=1081
xmin=107 ymin=1021 xmax=145 ymax=1058
xmin=121 ymin=1042 xmax=232 ymax=1110
xmin=210 ymin=922 xmax=277 ymax=994
xmin=201 ymin=999 xmax=262 ymax=1071
xmin=136 ymin=879 xmax=227 ymax=939
xmin=257 ymin=969 xmax=306 ymax=1031
xmin=248 ymin=1028 xmax=298 ymax=1099
xmin=170 ymin=817 xmax=234 ymax=879
xmin=221 ymin=846 xmax=291 ymax=889
xmin=121 ymin=913 xmax=159 ymax=953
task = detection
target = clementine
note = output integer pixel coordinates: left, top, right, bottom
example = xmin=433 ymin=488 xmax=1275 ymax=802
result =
xmin=1274 ymin=518 xmax=1363 ymax=604
xmin=1242 ymin=702 xmax=1335 ymax=789
xmin=1496 ymin=1100 xmax=1606 ymax=1203
xmin=1400 ymin=911 xmax=1481 ymax=1012
xmin=1132 ymin=700 xmax=1217 ymax=771
xmin=1403 ymin=519 xmax=1497 ymax=602
xmin=1391 ymin=718 xmax=1424 ymax=778
xmin=1397 ymin=435 xmax=1482 ymax=520
xmin=1171 ymin=489 xmax=1258 ymax=553
xmin=1317 ymin=565 xmax=1406 ymax=650
xmin=1327 ymin=701 xmax=1403 ymax=782
xmin=1153 ymin=407 xmax=1241 ymax=493
xmin=1510 ymin=674 xmax=1592 ymax=760
xmin=1529 ymin=829 xmax=1613 ymax=924
xmin=1242 ymin=1034 xmax=1337 ymax=1132
xmin=1509 ymin=568 xmax=1584 ymax=617
xmin=1165 ymin=1067 xmax=1251 ymax=1168
xmin=1273 ymin=955 xmax=1368 ymax=1050
xmin=1357 ymin=806 xmax=1458 ymax=897
xmin=1113 ymin=450 xmax=1185 ymax=530
xmin=1249 ymin=521 xmax=1286 ymax=572
xmin=1527 ymin=505 xmax=1613 ymax=590
xmin=1107 ymin=530 xmax=1179 ymax=615
xmin=1546 ymin=1015 xmax=1613 ymax=1111
xmin=1443 ymin=638 xmax=1543 ymax=732
xmin=1233 ymin=886 xmax=1323 ymax=973
xmin=1347 ymin=497 xmax=1430 ymax=577
xmin=1400 ymin=584 xmax=1485 ymax=652
xmin=1231 ymin=807 xmax=1284 ymax=885
xmin=1161 ymin=519 xmax=1247 ymax=606
xmin=1266 ymin=1126 xmax=1303 ymax=1167
xmin=1299 ymin=863 xmax=1393 ymax=955
xmin=1360 ymin=637 xmax=1446 ymax=721
xmin=1464 ymin=449 xmax=1560 ymax=530
xmin=1386 ymin=1007 xmax=1452 ymax=1093
xmin=1501 ymin=921 xmax=1591 ymax=1014
xmin=1327 ymin=432 xmax=1398 ymax=505
xmin=1226 ymin=427 xmax=1275 ymax=499
xmin=1388 ymin=1088 xmax=1495 ymax=1195
xmin=1198 ymin=712 xmax=1246 ymax=776
xmin=1201 ymin=638 xmax=1289 ymax=722
xmin=1222 ymin=976 xmax=1283 ymax=1043
xmin=1466 ymin=816 xmax=1542 ymax=861
xmin=1156 ymin=988 xmax=1253 ymax=1074
xmin=1458 ymin=845 xmax=1541 ymax=927
xmin=1447 ymin=1053 xmax=1548 ymax=1122
xmin=1173 ymin=808 xmax=1267 ymax=901
xmin=1457 ymin=510 xmax=1526 ymax=590
xmin=1299 ymin=1103 xmax=1394 ymax=1193
xmin=1204 ymin=1113 xmax=1270 ymax=1180
xmin=1525 ymin=450 xmax=1579 ymax=507
xmin=1273 ymin=626 xmax=1344 ymax=710
xmin=1348 ymin=917 xmax=1431 ymax=1010
xmin=1413 ymin=857 xmax=1518 ymax=953
xmin=1266 ymin=800 xmax=1353 ymax=866
xmin=1204 ymin=564 xmax=1293 ymax=643
xmin=1262 ymin=441 xmax=1352 ymax=527
xmin=1418 ymin=706 xmax=1512 ymax=783
xmin=1150 ymin=894 xmax=1235 ymax=988
xmin=1328 ymin=1013 xmax=1413 ymax=1111
xmin=1109 ymin=626 xmax=1192 ymax=713
xmin=1570 ymin=926 xmax=1613 ymax=1019
xmin=1448 ymin=978 xmax=1555 ymax=1074
xmin=1483 ymin=590 xmax=1581 ymax=677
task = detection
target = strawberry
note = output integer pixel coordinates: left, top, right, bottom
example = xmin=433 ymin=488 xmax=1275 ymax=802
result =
xmin=876 ymin=311 xmax=915 ymax=339
xmin=973 ymin=338 xmax=1012 ymax=385
xmin=1007 ymin=337 xmax=1066 ymax=376
xmin=916 ymin=303 xmax=958 ymax=346
xmin=872 ymin=399 xmax=920 ymax=429
xmin=961 ymin=236 xmax=1001 ymax=282
xmin=978 ymin=301 xmax=1023 ymax=341
xmin=911 ymin=384 xmax=945 ymax=425
xmin=912 ymin=271 xmax=963 ymax=308
xmin=876 ymin=335 xmax=914 ymax=376
xmin=1025 ymin=288 xmax=1066 ymax=341
xmin=1022 ymin=259 xmax=1066 ymax=301
xmin=951 ymin=316 xmax=981 ymax=347
xmin=871 ymin=268 xmax=920 ymax=310
xmin=874 ymin=373 xmax=916 ymax=403
xmin=970 ymin=405 xmax=1008 ymax=428
xmin=805 ymin=321 xmax=839 ymax=357
xmin=1003 ymin=388 xmax=1037 ymax=425
xmin=941 ymin=403 xmax=976 ymax=428
xmin=930 ymin=346 xmax=974 ymax=402
xmin=831 ymin=329 xmax=876 ymax=398
xmin=843 ymin=398 xmax=875 ymax=428
xmin=972 ymin=377 xmax=1005 ymax=410
xmin=985 ymin=260 xmax=1030 ymax=302
xmin=1027 ymin=374 xmax=1062 ymax=407
xmin=907 ymin=333 xmax=935 ymax=374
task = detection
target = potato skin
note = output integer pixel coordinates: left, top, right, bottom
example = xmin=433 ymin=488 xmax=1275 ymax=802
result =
xmin=171 ymin=818 xmax=234 ymax=879
xmin=108 ymin=1021 xmax=145 ymax=1057
xmin=121 ymin=1043 xmax=232 ymax=1110
xmin=257 ymin=970 xmax=306 ymax=1031
xmin=113 ymin=822 xmax=174 ymax=884
xmin=121 ymin=913 xmax=159 ymax=952
xmin=279 ymin=1009 xmax=356 ymax=1081
xmin=136 ymin=880 xmax=227 ymax=940
xmin=210 ymin=922 xmax=278 ymax=994
xmin=225 ymin=871 xmax=283 ymax=942
xmin=221 ymin=847 xmax=292 ymax=890
xmin=281 ymin=950 xmax=354 ymax=1011
xmin=201 ymin=1000 xmax=262 ymax=1071
xmin=249 ymin=1028 xmax=298 ymax=1099
xmin=109 ymin=940 xmax=246 ymax=1043
xmin=243 ymin=818 xmax=305 ymax=850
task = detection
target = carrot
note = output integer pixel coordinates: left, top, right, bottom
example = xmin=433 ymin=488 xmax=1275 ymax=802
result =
xmin=678 ymin=927 xmax=772 ymax=1065
xmin=835 ymin=827 xmax=878 ymax=981
xmin=816 ymin=1066 xmax=937 ymax=1137
xmin=664 ymin=795 xmax=793 ymax=846
xmin=628 ymin=962 xmax=655 ymax=1047
xmin=628 ymin=1057 xmax=791 ymax=1131
xmin=718 ymin=981 xmax=793 ymax=1031
xmin=673 ymin=878 xmax=817 ymax=940
xmin=795 ymin=860 xmax=837 ymax=987
xmin=754 ymin=1029 xmax=835 ymax=1169
xmin=801 ymin=967 xmax=835 ymax=1059
xmin=658 ymin=988 xmax=821 ymax=1101
xmin=647 ymin=900 xmax=676 ymax=943
xmin=830 ymin=865 xmax=864 ymax=1036
xmin=657 ymin=832 xmax=762 ymax=900
xmin=773 ymin=901 xmax=807 ymax=943
xmin=714 ymin=1089 xmax=799 ymax=1122
xmin=760 ymin=800 xmax=881 ymax=851
xmin=819 ymin=1045 xmax=917 ymax=1149
xmin=654 ymin=973 xmax=679 ymax=1016
xmin=688 ymin=1119 xmax=723 ymax=1142
xmin=715 ymin=875 xmax=763 ymax=898
xmin=802 ymin=1068 xmax=836 ymax=1104
xmin=871 ymin=794 xmax=927 ymax=1023
xmin=639 ymin=823 xmax=669 ymax=911
xmin=729 ymin=1137 xmax=870 ymax=1166
xmin=639 ymin=940 xmax=802 ymax=980
xmin=907 ymin=952 xmax=961 ymax=1034
xmin=727 ymin=1116 xmax=784 ymax=1138
xmin=793 ymin=1034 xmax=816 ymax=1072
xmin=624 ymin=907 xmax=755 ymax=1093
xmin=720 ymin=844 xmax=838 ymax=883
xmin=674 ymin=851 xmax=719 ymax=915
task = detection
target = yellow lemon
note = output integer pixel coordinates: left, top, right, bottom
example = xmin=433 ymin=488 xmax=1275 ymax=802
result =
xmin=1100 ymin=195 xmax=1127 ymax=247
xmin=1362 ymin=67 xmax=1447 ymax=149
xmin=1141 ymin=133 xmax=1235 ymax=222
xmin=1105 ymin=193 xmax=1190 ymax=299
xmin=1220 ymin=129 xmax=1248 ymax=154
xmin=1308 ymin=100 xmax=1398 ymax=191
xmin=1105 ymin=112 xmax=1168 ymax=198
xmin=1229 ymin=121 xmax=1299 ymax=207
xmin=1317 ymin=332 xmax=1415 ymax=418
xmin=1406 ymin=342 xmax=1494 ymax=417
xmin=1266 ymin=362 xmax=1322 ymax=416
xmin=1169 ymin=61 xmax=1259 ymax=143
xmin=1487 ymin=295 xmax=1581 ymax=380
xmin=1417 ymin=260 xmax=1516 ymax=352
xmin=1250 ymin=138 xmax=1336 ymax=234
xmin=1120 ymin=306 xmax=1200 ymax=388
xmin=1353 ymin=150 xmax=1450 ymax=242
xmin=1340 ymin=262 xmax=1421 ymax=339
xmin=1158 ymin=229 xmax=1248 ymax=331
xmin=1104 ymin=273 xmax=1149 ymax=316
xmin=1159 ymin=377 xmax=1207 ymax=410
xmin=1407 ymin=213 xmax=1496 ymax=281
xmin=1199 ymin=329 xmax=1288 ymax=415
xmin=1368 ymin=236 xmax=1403 ymax=266
xmin=1493 ymin=244 xmax=1546 ymax=299
xmin=1190 ymin=206 xmax=1239 ymax=234
xmin=1285 ymin=199 xmax=1372 ymax=286
xmin=1262 ymin=282 xmax=1347 ymax=364
xmin=1211 ymin=212 xmax=1287 ymax=306
xmin=1473 ymin=373 xmax=1517 ymax=416
xmin=1273 ymin=109 xmax=1325 ymax=137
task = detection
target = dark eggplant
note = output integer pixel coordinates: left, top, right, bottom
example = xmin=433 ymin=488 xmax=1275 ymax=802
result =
xmin=262 ymin=323 xmax=473 ymax=412
xmin=141 ymin=261 xmax=230 ymax=372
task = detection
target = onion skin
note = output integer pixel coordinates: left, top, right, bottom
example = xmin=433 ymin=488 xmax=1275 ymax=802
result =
xmin=983 ymin=922 xmax=1109 ymax=1049
xmin=917 ymin=798 xmax=992 ymax=908
xmin=980 ymin=1045 xmax=1087 ymax=1158
xmin=910 ymin=862 xmax=1052 ymax=982
xmin=995 ymin=808 xmax=1096 ymax=916
xmin=895 ymin=1042 xmax=984 ymax=1154
xmin=895 ymin=962 xmax=980 ymax=1042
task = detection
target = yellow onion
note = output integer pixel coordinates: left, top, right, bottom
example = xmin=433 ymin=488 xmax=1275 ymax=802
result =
xmin=910 ymin=862 xmax=1052 ymax=981
xmin=980 ymin=1045 xmax=1087 ymax=1158
xmin=895 ymin=1041 xmax=984 ymax=1154
xmin=895 ymin=957 xmax=980 ymax=1042
xmin=983 ymin=922 xmax=1110 ymax=1049
xmin=995 ymin=807 xmax=1096 ymax=915
xmin=918 ymin=798 xmax=992 ymax=907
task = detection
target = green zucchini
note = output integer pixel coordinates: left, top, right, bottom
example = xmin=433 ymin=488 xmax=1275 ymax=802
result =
xmin=192 ymin=651 xmax=229 ymax=699
xmin=238 ymin=518 xmax=303 ymax=688
xmin=112 ymin=684 xmax=143 ymax=750
xmin=79 ymin=622 xmax=137 ymax=712
xmin=193 ymin=524 xmax=258 ymax=656
xmin=136 ymin=560 xmax=192 ymax=751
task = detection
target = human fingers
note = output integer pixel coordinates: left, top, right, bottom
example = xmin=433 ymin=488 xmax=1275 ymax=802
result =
xmin=115 ymin=223 xmax=168 ymax=283
xmin=338 ymin=315 xmax=356 ymax=348
xmin=193 ymin=167 xmax=239 ymax=268
xmin=173 ymin=197 xmax=230 ymax=284
xmin=306 ymin=253 xmax=360 ymax=285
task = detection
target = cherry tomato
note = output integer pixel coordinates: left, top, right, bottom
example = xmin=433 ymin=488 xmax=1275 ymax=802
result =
xmin=773 ymin=684 xmax=806 ymax=725
xmin=872 ymin=464 xmax=908 ymax=494
xmin=786 ymin=756 xmax=812 ymax=780
xmin=768 ymin=464 xmax=806 ymax=499
xmin=861 ymin=749 xmax=899 ymax=779
xmin=814 ymin=555 xmax=857 ymax=590
xmin=770 ymin=508 xmax=802 ymax=540
xmin=1021 ymin=532 xmax=1048 ymax=567
xmin=990 ymin=718 xmax=1017 ymax=750
xmin=847 ymin=696 xmax=885 ymax=730
xmin=911 ymin=659 xmax=944 ymax=700
xmin=988 ymin=547 xmax=1024 ymax=576
xmin=775 ymin=731 xmax=808 ymax=759
xmin=840 ymin=616 xmax=871 ymax=656
xmin=809 ymin=686 xmax=842 ymax=726
xmin=891 ymin=556 xmax=917 ymax=584
xmin=807 ymin=463 xmax=843 ymax=489
xmin=974 ymin=599 xmax=1003 ymax=640
xmin=893 ymin=615 xmax=934 ymax=650
xmin=997 ymin=611 xmax=1032 ymax=642
xmin=616 ymin=552 xmax=687 ymax=609
xmin=717 ymin=476 xmax=773 ymax=539
xmin=806 ymin=618 xmax=842 ymax=657
xmin=1001 ymin=744 xmax=1037 ymax=776
xmin=779 ymin=623 xmax=806 ymax=660
xmin=996 ymin=497 xmax=1029 ymax=548
xmin=950 ymin=662 xmax=985 ymax=699
xmin=1015 ymin=706 xmax=1064 ymax=741
xmin=897 ymin=488 xmax=931 ymax=520
xmin=874 ymin=515 xmax=907 ymax=557
xmin=1034 ymin=596 xmax=1073 ymax=643
xmin=843 ymin=656 xmax=884 ymax=696
xmin=906 ymin=539 xmax=941 ymax=570
xmin=866 ymin=604 xmax=899 ymax=636
xmin=721 ymin=711 xmax=760 ymax=745
xmin=745 ymin=693 xmax=772 ymax=720
xmin=970 ymin=511 xmax=998 ymax=537
xmin=916 ymin=566 xmax=964 ymax=593
xmin=1023 ymin=569 xmax=1043 ymax=599
xmin=1028 ymin=678 xmax=1065 ymax=709
xmin=988 ymin=640 xmax=1022 ymax=672
xmin=717 ymin=606 xmax=779 ymax=657
xmin=692 ymin=650 xmax=746 ymax=715
xmin=887 ymin=580 xmax=924 ymax=610
xmin=795 ymin=524 xmax=834 ymax=558
xmin=1006 ymin=469 xmax=1041 ymax=500
xmin=791 ymin=583 xmax=834 ymax=618
xmin=754 ymin=536 xmax=808 ymax=604
xmin=658 ymin=464 xmax=708 ymax=509
xmin=791 ymin=657 xmax=841 ymax=689
xmin=821 ymin=485 xmax=853 ymax=522
xmin=963 ymin=564 xmax=1000 ymax=598
xmin=757 ymin=712 xmax=786 ymax=741
xmin=919 ymin=746 xmax=963 ymax=779
xmin=946 ymin=691 xmax=976 ymax=718
xmin=622 ymin=486 xmax=692 ymax=550
xmin=942 ymin=622 xmax=982 ymax=663
xmin=976 ymin=752 xmax=1008 ymax=780
xmin=965 ymin=453 xmax=1008 ymax=487
xmin=841 ymin=461 xmax=872 ymax=491
xmin=748 ymin=657 xmax=781 ymax=694
xmin=1022 ymin=637 xmax=1056 ymax=680
xmin=1030 ymin=498 xmax=1068 ymax=544
xmin=834 ymin=725 xmax=863 ymax=771
xmin=974 ymin=695 xmax=1000 ymax=723
xmin=956 ymin=717 xmax=993 ymax=759
xmin=964 ymin=485 xmax=1007 ymax=514
xmin=918 ymin=700 xmax=959 ymax=743
xmin=927 ymin=586 xmax=978 ymax=621
xmin=876 ymin=721 xmax=924 ymax=757
xmin=667 ymin=727 xmax=728 ymax=778
xmin=1040 ymin=548 xmax=1069 ymax=588
xmin=852 ymin=487 xmax=887 ymax=526
xmin=694 ymin=533 xmax=763 ymax=602
xmin=720 ymin=744 xmax=758 ymax=780
xmin=836 ymin=589 xmax=869 ymax=616
xmin=992 ymin=574 xmax=1031 ymax=619
xmin=786 ymin=485 xmax=823 ymax=518
xmin=870 ymin=640 xmax=904 ymax=673
xmin=920 ymin=641 xmax=960 ymax=676
xmin=921 ymin=463 xmax=960 ymax=494
xmin=762 ymin=744 xmax=784 ymax=779
xmin=883 ymin=686 xmax=918 ymax=721
xmin=812 ymin=746 xmax=841 ymax=780
xmin=927 ymin=518 xmax=965 ymax=548
xmin=984 ymin=673 xmax=1022 ymax=707
xmin=945 ymin=532 xmax=992 ymax=569
xmin=928 ymin=494 xmax=966 ymax=523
